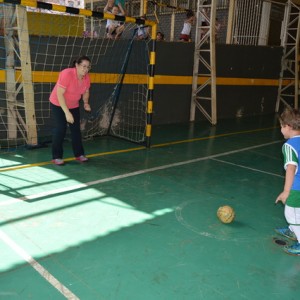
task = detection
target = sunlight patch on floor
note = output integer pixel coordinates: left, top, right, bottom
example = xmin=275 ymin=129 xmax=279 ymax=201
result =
xmin=0 ymin=192 xmax=173 ymax=272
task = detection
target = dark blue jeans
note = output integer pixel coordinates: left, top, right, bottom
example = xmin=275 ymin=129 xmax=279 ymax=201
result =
xmin=51 ymin=103 xmax=84 ymax=159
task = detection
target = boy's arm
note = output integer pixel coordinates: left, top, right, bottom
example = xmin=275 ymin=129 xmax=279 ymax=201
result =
xmin=104 ymin=0 xmax=114 ymax=13
xmin=118 ymin=3 xmax=125 ymax=15
xmin=276 ymin=164 xmax=296 ymax=204
xmin=103 ymin=3 xmax=108 ymax=13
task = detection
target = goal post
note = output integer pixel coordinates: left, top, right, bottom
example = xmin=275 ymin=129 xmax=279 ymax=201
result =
xmin=0 ymin=0 xmax=157 ymax=151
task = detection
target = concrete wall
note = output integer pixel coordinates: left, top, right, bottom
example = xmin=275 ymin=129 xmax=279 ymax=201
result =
xmin=153 ymin=42 xmax=282 ymax=124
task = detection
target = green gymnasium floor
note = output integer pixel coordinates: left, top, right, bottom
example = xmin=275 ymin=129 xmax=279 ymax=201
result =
xmin=0 ymin=114 xmax=300 ymax=300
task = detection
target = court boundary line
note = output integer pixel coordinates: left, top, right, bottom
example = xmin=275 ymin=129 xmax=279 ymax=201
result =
xmin=0 ymin=229 xmax=79 ymax=300
xmin=0 ymin=126 xmax=279 ymax=172
xmin=211 ymin=158 xmax=284 ymax=178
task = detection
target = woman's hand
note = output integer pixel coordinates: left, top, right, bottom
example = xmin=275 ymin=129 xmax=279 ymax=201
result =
xmin=65 ymin=111 xmax=74 ymax=124
xmin=84 ymin=103 xmax=91 ymax=112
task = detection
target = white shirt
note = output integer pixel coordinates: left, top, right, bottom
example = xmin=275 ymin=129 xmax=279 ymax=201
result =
xmin=181 ymin=22 xmax=192 ymax=35
xmin=106 ymin=11 xmax=122 ymax=28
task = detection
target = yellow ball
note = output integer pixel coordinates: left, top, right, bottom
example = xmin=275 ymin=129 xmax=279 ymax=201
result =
xmin=217 ymin=205 xmax=235 ymax=224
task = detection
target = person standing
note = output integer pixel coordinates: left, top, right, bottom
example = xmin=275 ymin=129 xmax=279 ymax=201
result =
xmin=50 ymin=56 xmax=91 ymax=165
xmin=275 ymin=108 xmax=300 ymax=255
xmin=179 ymin=10 xmax=195 ymax=42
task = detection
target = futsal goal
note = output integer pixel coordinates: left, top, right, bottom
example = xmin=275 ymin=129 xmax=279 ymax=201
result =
xmin=0 ymin=0 xmax=156 ymax=151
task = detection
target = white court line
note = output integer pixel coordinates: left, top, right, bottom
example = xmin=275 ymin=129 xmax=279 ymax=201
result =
xmin=0 ymin=140 xmax=283 ymax=205
xmin=211 ymin=158 xmax=284 ymax=178
xmin=0 ymin=229 xmax=79 ymax=300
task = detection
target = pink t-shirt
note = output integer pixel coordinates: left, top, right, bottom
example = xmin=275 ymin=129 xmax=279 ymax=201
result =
xmin=49 ymin=68 xmax=91 ymax=109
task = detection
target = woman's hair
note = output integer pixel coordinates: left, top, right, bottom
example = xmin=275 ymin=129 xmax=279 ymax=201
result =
xmin=279 ymin=107 xmax=300 ymax=130
xmin=71 ymin=56 xmax=91 ymax=67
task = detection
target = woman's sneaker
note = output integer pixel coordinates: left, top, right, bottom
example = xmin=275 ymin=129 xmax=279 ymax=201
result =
xmin=52 ymin=158 xmax=64 ymax=165
xmin=284 ymin=242 xmax=300 ymax=256
xmin=75 ymin=155 xmax=88 ymax=162
xmin=275 ymin=227 xmax=297 ymax=241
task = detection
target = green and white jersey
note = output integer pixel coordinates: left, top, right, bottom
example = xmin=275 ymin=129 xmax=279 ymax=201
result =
xmin=283 ymin=136 xmax=300 ymax=207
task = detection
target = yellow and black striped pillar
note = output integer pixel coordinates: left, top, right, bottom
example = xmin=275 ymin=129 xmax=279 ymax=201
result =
xmin=146 ymin=23 xmax=157 ymax=148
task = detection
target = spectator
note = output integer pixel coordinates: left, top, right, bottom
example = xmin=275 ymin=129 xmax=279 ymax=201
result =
xmin=179 ymin=10 xmax=195 ymax=42
xmin=136 ymin=15 xmax=150 ymax=40
xmin=215 ymin=18 xmax=221 ymax=41
xmin=104 ymin=0 xmax=125 ymax=40
xmin=115 ymin=0 xmax=126 ymax=13
xmin=200 ymin=1 xmax=221 ymax=41
xmin=156 ymin=31 xmax=165 ymax=41
xmin=200 ymin=0 xmax=209 ymax=39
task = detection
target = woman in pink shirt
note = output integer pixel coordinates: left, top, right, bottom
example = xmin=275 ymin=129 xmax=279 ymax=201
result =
xmin=50 ymin=56 xmax=91 ymax=165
